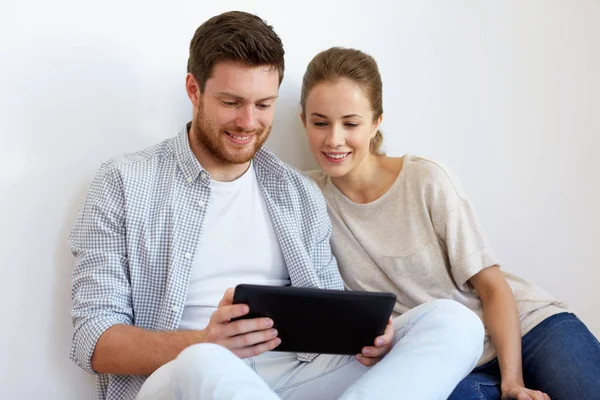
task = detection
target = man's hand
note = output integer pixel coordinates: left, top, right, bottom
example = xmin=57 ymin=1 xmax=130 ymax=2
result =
xmin=202 ymin=288 xmax=281 ymax=358
xmin=356 ymin=317 xmax=394 ymax=366
xmin=501 ymin=382 xmax=551 ymax=400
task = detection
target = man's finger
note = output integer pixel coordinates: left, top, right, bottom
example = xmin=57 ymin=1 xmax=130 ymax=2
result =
xmin=361 ymin=345 xmax=388 ymax=358
xmin=224 ymin=317 xmax=274 ymax=336
xmin=355 ymin=354 xmax=378 ymax=367
xmin=373 ymin=326 xmax=394 ymax=348
xmin=227 ymin=329 xmax=278 ymax=350
xmin=234 ymin=337 xmax=282 ymax=359
xmin=218 ymin=287 xmax=235 ymax=308
xmin=211 ymin=304 xmax=249 ymax=323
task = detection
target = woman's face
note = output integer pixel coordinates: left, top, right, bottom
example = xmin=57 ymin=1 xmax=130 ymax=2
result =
xmin=303 ymin=78 xmax=381 ymax=178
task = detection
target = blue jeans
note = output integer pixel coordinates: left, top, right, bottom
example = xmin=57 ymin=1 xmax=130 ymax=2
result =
xmin=448 ymin=312 xmax=600 ymax=400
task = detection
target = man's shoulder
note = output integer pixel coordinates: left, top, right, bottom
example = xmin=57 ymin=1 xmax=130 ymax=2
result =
xmin=101 ymin=137 xmax=175 ymax=172
xmin=255 ymin=148 xmax=325 ymax=205
xmin=286 ymin=165 xmax=324 ymax=198
xmin=94 ymin=137 xmax=177 ymax=186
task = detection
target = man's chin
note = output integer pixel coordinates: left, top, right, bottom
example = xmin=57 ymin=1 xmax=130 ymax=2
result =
xmin=219 ymin=148 xmax=259 ymax=165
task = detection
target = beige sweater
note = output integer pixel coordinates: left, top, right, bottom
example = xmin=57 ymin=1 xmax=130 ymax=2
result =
xmin=308 ymin=154 xmax=567 ymax=366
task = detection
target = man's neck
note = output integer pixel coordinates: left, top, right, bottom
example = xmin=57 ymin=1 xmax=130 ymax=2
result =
xmin=188 ymin=128 xmax=251 ymax=182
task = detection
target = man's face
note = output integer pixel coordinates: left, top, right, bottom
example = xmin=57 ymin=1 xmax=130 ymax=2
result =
xmin=189 ymin=61 xmax=280 ymax=165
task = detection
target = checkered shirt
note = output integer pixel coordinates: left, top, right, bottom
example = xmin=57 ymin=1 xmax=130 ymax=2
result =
xmin=69 ymin=124 xmax=344 ymax=400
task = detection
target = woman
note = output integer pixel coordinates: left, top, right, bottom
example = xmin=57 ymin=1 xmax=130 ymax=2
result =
xmin=301 ymin=47 xmax=600 ymax=400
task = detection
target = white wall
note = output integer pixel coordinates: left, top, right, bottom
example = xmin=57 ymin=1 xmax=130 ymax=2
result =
xmin=1 ymin=1 xmax=598 ymax=398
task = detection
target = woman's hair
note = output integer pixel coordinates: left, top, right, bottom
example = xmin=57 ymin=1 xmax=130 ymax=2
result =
xmin=301 ymin=47 xmax=384 ymax=155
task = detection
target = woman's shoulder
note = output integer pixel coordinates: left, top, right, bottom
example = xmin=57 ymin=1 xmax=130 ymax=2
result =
xmin=404 ymin=154 xmax=451 ymax=178
xmin=303 ymin=169 xmax=329 ymax=190
xmin=402 ymin=154 xmax=467 ymax=199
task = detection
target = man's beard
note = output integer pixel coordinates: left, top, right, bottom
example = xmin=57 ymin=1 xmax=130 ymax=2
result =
xmin=192 ymin=107 xmax=271 ymax=166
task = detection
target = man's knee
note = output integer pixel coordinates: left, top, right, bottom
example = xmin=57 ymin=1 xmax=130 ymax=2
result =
xmin=431 ymin=299 xmax=483 ymax=334
xmin=426 ymin=299 xmax=485 ymax=356
xmin=137 ymin=344 xmax=232 ymax=400
xmin=172 ymin=343 xmax=235 ymax=385
xmin=176 ymin=343 xmax=230 ymax=365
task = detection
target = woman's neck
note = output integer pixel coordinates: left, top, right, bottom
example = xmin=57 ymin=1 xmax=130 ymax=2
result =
xmin=331 ymin=155 xmax=403 ymax=204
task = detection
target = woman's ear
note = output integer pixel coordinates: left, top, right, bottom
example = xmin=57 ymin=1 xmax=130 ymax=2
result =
xmin=300 ymin=112 xmax=307 ymax=129
xmin=372 ymin=114 xmax=383 ymax=138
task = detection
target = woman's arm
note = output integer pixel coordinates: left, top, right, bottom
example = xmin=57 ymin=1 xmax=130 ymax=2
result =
xmin=470 ymin=266 xmax=549 ymax=400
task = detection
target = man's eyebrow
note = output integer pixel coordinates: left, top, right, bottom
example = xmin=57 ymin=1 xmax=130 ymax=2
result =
xmin=215 ymin=92 xmax=278 ymax=102
xmin=257 ymin=95 xmax=278 ymax=102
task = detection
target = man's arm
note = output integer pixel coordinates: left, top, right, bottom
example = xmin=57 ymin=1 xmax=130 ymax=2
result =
xmin=69 ymin=165 xmax=196 ymax=375
xmin=70 ymin=166 xmax=278 ymax=376
xmin=70 ymin=164 xmax=135 ymax=374
xmin=91 ymin=289 xmax=280 ymax=375
xmin=91 ymin=325 xmax=202 ymax=375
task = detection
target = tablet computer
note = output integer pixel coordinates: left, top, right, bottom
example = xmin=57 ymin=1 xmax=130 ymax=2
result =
xmin=232 ymin=284 xmax=396 ymax=355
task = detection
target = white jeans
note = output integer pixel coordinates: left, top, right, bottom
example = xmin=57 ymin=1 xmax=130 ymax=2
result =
xmin=137 ymin=299 xmax=484 ymax=400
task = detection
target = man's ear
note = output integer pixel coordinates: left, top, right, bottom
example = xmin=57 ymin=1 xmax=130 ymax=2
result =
xmin=185 ymin=73 xmax=201 ymax=108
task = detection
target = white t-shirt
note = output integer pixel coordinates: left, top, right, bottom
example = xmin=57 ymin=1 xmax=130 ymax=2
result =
xmin=178 ymin=162 xmax=290 ymax=330
xmin=308 ymin=154 xmax=567 ymax=366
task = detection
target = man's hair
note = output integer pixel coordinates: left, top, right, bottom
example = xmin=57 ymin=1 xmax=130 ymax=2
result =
xmin=187 ymin=11 xmax=285 ymax=93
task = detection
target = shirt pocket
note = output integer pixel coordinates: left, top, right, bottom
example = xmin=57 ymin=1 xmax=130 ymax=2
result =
xmin=376 ymin=227 xmax=431 ymax=258
xmin=376 ymin=238 xmax=454 ymax=300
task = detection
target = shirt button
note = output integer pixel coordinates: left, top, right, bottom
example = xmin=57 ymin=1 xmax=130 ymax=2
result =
xmin=197 ymin=200 xmax=205 ymax=207
xmin=171 ymin=305 xmax=179 ymax=312
xmin=184 ymin=252 xmax=192 ymax=259
xmin=200 ymin=171 xmax=208 ymax=179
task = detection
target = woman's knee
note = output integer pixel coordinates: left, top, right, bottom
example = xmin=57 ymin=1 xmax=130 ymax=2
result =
xmin=448 ymin=375 xmax=501 ymax=400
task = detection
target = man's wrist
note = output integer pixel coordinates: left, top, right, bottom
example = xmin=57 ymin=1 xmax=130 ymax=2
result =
xmin=194 ymin=329 xmax=206 ymax=345
xmin=175 ymin=329 xmax=206 ymax=350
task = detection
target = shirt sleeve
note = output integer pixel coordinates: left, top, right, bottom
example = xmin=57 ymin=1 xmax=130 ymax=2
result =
xmin=68 ymin=163 xmax=133 ymax=374
xmin=427 ymin=162 xmax=500 ymax=290
xmin=312 ymin=189 xmax=345 ymax=291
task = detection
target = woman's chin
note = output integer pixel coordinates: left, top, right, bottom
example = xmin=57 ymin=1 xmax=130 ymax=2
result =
xmin=319 ymin=164 xmax=349 ymax=178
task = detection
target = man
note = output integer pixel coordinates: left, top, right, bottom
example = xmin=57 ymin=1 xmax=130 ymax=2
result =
xmin=70 ymin=11 xmax=484 ymax=400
